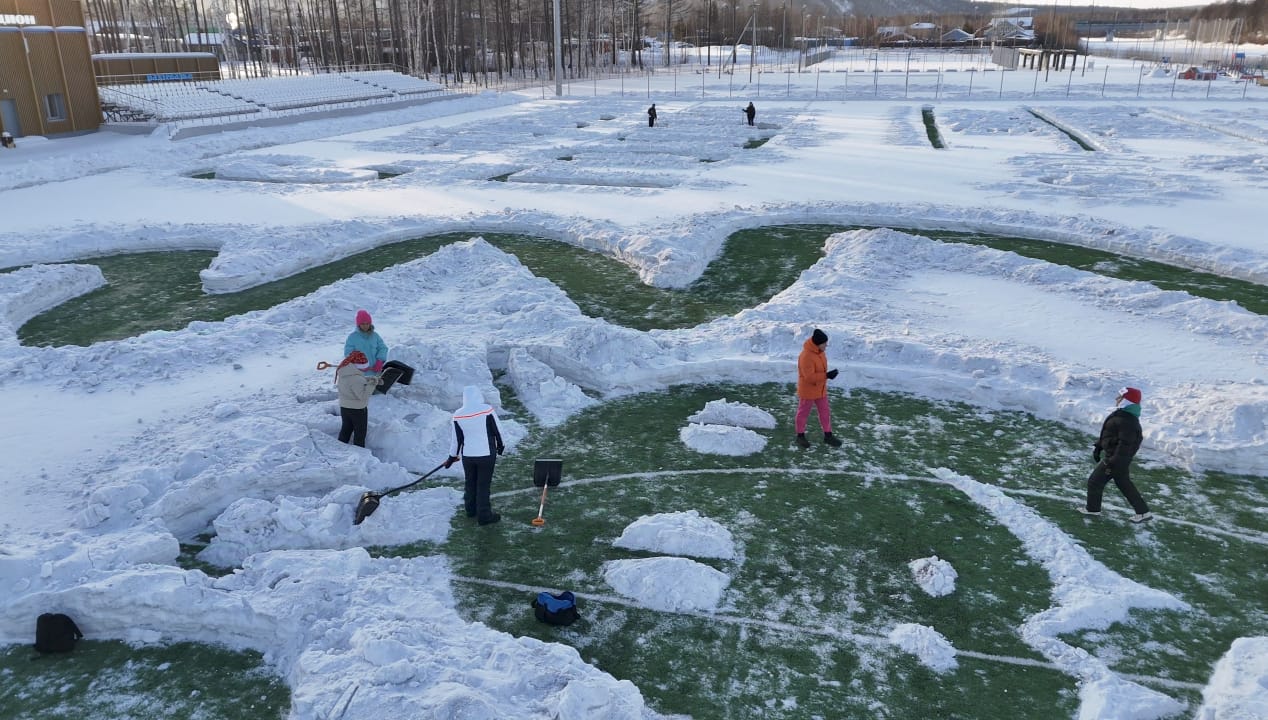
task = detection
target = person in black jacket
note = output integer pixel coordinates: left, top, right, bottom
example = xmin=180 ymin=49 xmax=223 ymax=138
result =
xmin=1080 ymin=386 xmax=1152 ymax=522
xmin=647 ymin=104 xmax=657 ymax=127
xmin=744 ymin=102 xmax=756 ymax=126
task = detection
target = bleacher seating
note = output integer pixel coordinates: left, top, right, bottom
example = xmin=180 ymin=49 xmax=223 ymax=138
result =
xmin=343 ymin=70 xmax=444 ymax=96
xmin=202 ymin=74 xmax=393 ymax=110
xmin=98 ymin=70 xmax=447 ymax=126
xmin=99 ymin=83 xmax=260 ymax=121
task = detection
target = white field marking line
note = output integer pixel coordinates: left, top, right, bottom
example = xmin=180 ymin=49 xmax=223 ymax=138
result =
xmin=451 ymin=574 xmax=1204 ymax=690
xmin=493 ymin=468 xmax=1268 ymax=546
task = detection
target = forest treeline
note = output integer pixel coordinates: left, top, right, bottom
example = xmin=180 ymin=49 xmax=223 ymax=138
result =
xmin=81 ymin=0 xmax=1255 ymax=82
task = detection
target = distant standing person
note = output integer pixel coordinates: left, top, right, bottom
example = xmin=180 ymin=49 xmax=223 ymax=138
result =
xmin=0 ymin=131 xmax=14 ymax=149
xmin=745 ymin=102 xmax=756 ymax=126
xmin=1079 ymin=387 xmax=1152 ymax=523
xmin=344 ymin=309 xmax=387 ymax=376
xmin=647 ymin=103 xmax=657 ymax=127
xmin=795 ymin=328 xmax=842 ymax=449
xmin=445 ymin=385 xmax=506 ymax=525
xmin=335 ymin=350 xmax=380 ymax=447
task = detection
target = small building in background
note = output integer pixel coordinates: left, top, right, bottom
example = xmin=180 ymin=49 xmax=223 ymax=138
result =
xmin=92 ymin=52 xmax=221 ymax=85
xmin=0 ymin=0 xmax=100 ymax=137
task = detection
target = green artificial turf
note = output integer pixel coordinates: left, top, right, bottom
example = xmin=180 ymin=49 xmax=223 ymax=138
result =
xmin=424 ymin=382 xmax=1267 ymax=720
xmin=0 ymin=641 xmax=288 ymax=720
xmin=18 ymin=225 xmax=1267 ymax=346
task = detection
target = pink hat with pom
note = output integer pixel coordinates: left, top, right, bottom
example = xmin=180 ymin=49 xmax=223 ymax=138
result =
xmin=355 ymin=309 xmax=372 ymax=326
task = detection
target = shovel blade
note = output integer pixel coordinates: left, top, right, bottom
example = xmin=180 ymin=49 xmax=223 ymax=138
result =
xmin=353 ymin=492 xmax=381 ymax=525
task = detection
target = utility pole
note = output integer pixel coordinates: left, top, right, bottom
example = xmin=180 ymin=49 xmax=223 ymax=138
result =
xmin=799 ymin=9 xmax=805 ymax=71
xmin=552 ymin=0 xmax=562 ymax=95
xmin=781 ymin=3 xmax=786 ymax=72
xmin=749 ymin=3 xmax=756 ymax=82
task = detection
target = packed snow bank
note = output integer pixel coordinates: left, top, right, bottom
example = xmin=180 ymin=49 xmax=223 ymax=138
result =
xmin=668 ymin=227 xmax=1268 ymax=475
xmin=613 ymin=510 xmax=737 ymax=560
xmin=505 ymin=347 xmax=599 ymax=427
xmin=0 ymin=264 xmax=103 ymax=346
xmin=0 ymin=548 xmax=664 ymax=719
xmin=1196 ymin=636 xmax=1268 ymax=720
xmin=934 ymin=468 xmax=1188 ymax=720
xmin=211 ymin=155 xmax=380 ymax=184
xmin=197 ymin=484 xmax=461 ymax=567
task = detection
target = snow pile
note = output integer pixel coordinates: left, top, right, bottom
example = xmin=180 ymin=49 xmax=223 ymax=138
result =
xmin=686 ymin=398 xmax=777 ymax=429
xmin=908 ymin=556 xmax=958 ymax=597
xmin=887 ymin=623 xmax=958 ymax=673
xmin=0 ymin=548 xmax=661 ymax=719
xmin=1196 ymin=637 xmax=1268 ymax=720
xmin=505 ymin=347 xmax=598 ymax=427
xmin=603 ymin=557 xmax=730 ymax=612
xmin=612 ymin=510 xmax=736 ymax=560
xmin=0 ymin=264 xmax=103 ymax=343
xmin=212 ymin=155 xmax=380 ymax=183
xmin=197 ymin=484 xmax=461 ymax=567
xmin=679 ymin=423 xmax=767 ymax=456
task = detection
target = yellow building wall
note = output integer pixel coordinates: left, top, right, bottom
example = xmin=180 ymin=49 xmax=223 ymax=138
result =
xmin=0 ymin=0 xmax=100 ymax=136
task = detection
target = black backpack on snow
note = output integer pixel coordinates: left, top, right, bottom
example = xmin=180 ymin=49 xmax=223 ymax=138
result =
xmin=35 ymin=613 xmax=83 ymax=654
xmin=531 ymin=591 xmax=579 ymax=626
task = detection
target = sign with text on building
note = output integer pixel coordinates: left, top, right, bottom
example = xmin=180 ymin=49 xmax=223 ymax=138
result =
xmin=146 ymin=72 xmax=194 ymax=82
xmin=0 ymin=13 xmax=38 ymax=25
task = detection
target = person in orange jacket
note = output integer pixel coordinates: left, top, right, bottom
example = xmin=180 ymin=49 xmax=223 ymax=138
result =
xmin=795 ymin=328 xmax=841 ymax=448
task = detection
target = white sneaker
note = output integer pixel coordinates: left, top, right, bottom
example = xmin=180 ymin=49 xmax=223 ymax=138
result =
xmin=1077 ymin=506 xmax=1101 ymax=516
xmin=1129 ymin=512 xmax=1153 ymax=524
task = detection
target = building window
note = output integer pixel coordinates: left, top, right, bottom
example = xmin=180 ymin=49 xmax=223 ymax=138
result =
xmin=45 ymin=93 xmax=66 ymax=121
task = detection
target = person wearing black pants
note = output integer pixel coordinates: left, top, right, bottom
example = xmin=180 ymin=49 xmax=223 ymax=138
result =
xmin=1080 ymin=386 xmax=1152 ymax=523
xmin=335 ymin=350 xmax=379 ymax=447
xmin=647 ymin=104 xmax=657 ymax=127
xmin=339 ymin=407 xmax=368 ymax=446
xmin=446 ymin=385 xmax=506 ymax=525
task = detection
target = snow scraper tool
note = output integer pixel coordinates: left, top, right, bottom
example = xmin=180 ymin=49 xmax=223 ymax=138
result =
xmin=353 ymin=461 xmax=447 ymax=525
xmin=530 ymin=459 xmax=562 ymax=527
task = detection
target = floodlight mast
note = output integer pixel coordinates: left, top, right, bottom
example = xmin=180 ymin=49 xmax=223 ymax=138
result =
xmin=553 ymin=0 xmax=563 ymax=96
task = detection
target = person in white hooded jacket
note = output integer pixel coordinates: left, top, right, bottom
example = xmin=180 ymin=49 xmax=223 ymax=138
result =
xmin=445 ymin=385 xmax=506 ymax=525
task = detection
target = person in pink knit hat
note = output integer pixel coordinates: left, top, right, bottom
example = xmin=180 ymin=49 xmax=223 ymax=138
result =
xmin=343 ymin=309 xmax=388 ymax=376
xmin=1079 ymin=386 xmax=1152 ymax=523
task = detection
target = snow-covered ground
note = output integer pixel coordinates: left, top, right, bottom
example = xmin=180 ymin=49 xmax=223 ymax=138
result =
xmin=1 ymin=51 xmax=1265 ymax=719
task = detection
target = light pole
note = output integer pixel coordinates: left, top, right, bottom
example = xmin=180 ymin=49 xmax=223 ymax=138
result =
xmin=749 ymin=2 xmax=757 ymax=82
xmin=799 ymin=9 xmax=806 ymax=72
xmin=552 ymin=0 xmax=562 ymax=95
xmin=781 ymin=3 xmax=787 ymax=72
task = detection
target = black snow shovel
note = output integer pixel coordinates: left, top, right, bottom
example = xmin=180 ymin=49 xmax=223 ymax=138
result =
xmin=353 ymin=461 xmax=447 ymax=525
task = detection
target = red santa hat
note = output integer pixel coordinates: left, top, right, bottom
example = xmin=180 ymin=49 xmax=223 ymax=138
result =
xmin=1118 ymin=387 xmax=1142 ymax=405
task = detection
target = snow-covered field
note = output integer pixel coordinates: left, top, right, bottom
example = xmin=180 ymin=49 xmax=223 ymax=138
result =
xmin=1 ymin=50 xmax=1265 ymax=719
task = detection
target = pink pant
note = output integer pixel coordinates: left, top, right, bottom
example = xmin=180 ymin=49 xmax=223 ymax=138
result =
xmin=795 ymin=397 xmax=831 ymax=434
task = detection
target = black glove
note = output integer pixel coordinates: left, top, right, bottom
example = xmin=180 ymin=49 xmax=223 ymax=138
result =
xmin=1092 ymin=448 xmax=1102 ymax=463
xmin=826 ymin=369 xmax=839 ymax=380
xmin=495 ymin=442 xmax=505 ymax=456
xmin=444 ymin=456 xmax=459 ymax=468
